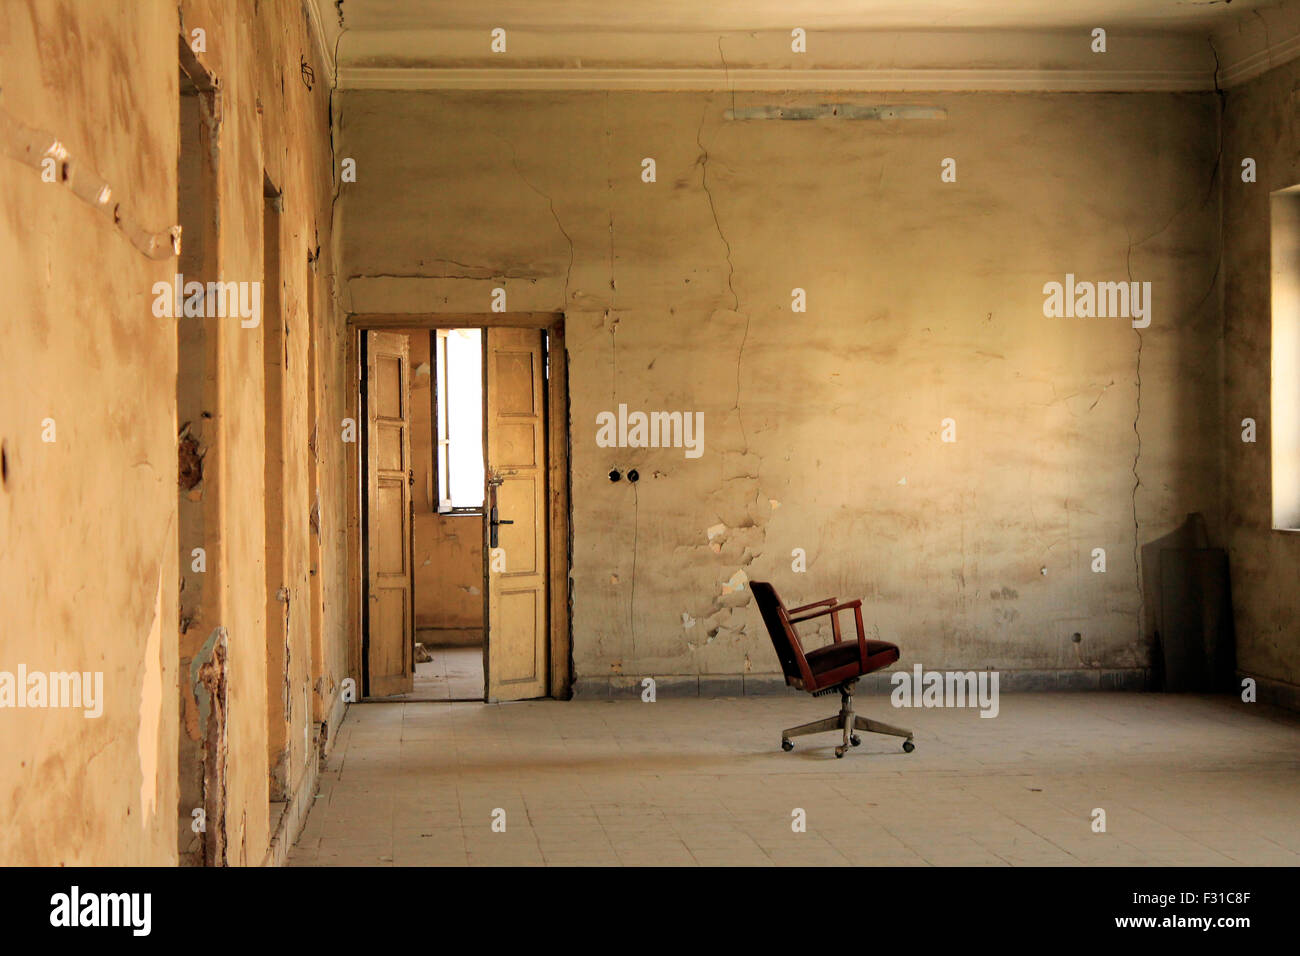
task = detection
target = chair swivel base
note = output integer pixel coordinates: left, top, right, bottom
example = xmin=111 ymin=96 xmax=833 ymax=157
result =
xmin=780 ymin=680 xmax=915 ymax=758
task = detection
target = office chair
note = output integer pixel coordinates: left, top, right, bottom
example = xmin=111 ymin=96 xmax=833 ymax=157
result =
xmin=751 ymin=581 xmax=915 ymax=758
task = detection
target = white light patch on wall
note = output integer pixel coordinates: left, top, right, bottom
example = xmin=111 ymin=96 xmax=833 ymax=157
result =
xmin=1270 ymin=187 xmax=1300 ymax=530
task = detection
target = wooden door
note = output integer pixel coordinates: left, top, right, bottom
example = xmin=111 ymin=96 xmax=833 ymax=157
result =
xmin=365 ymin=331 xmax=414 ymax=697
xmin=485 ymin=328 xmax=548 ymax=701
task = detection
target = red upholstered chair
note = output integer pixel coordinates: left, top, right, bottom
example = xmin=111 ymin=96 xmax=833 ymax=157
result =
xmin=751 ymin=581 xmax=915 ymax=758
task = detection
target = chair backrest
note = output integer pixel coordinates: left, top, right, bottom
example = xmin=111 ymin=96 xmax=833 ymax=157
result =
xmin=750 ymin=581 xmax=806 ymax=684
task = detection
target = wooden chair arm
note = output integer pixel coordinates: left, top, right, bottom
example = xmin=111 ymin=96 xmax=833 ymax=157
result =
xmin=788 ymin=597 xmax=838 ymax=614
xmin=788 ymin=599 xmax=861 ymax=625
xmin=789 ymin=600 xmax=866 ymax=656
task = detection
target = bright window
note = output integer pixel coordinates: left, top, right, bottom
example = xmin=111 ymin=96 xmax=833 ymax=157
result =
xmin=435 ymin=328 xmax=485 ymax=512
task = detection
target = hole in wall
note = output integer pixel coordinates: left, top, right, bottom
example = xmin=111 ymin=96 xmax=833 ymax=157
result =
xmin=1 ymin=440 xmax=8 ymax=489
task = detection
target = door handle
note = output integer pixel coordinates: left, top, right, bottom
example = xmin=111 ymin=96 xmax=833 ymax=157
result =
xmin=489 ymin=505 xmax=513 ymax=549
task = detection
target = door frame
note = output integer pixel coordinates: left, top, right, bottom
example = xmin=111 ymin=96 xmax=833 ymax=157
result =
xmin=346 ymin=312 xmax=571 ymax=700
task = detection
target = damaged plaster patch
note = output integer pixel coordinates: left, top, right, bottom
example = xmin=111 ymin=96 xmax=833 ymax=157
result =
xmin=695 ymin=567 xmax=755 ymax=640
xmin=707 ymin=521 xmax=764 ymax=566
xmin=177 ymin=422 xmax=204 ymax=492
xmin=706 ymin=522 xmax=727 ymax=553
xmin=191 ymin=626 xmax=228 ymax=865
xmin=686 ymin=486 xmax=769 ymax=641
xmin=190 ymin=628 xmax=225 ymax=729
xmin=721 ymin=568 xmax=748 ymax=596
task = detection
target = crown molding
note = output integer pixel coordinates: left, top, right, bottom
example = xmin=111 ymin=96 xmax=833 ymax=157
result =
xmin=1218 ymin=31 xmax=1300 ymax=87
xmin=335 ymin=27 xmax=1216 ymax=93
xmin=1212 ymin=1 xmax=1300 ymax=88
xmin=325 ymin=12 xmax=1300 ymax=94
xmin=304 ymin=0 xmax=340 ymax=87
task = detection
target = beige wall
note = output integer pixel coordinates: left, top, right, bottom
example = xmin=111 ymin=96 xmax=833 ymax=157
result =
xmin=0 ymin=0 xmax=348 ymax=864
xmin=414 ymin=514 xmax=485 ymax=634
xmin=406 ymin=330 xmax=485 ymax=635
xmin=1223 ymin=60 xmax=1300 ymax=701
xmin=339 ymin=89 xmax=1223 ymax=690
xmin=5 ymin=0 xmax=1290 ymax=867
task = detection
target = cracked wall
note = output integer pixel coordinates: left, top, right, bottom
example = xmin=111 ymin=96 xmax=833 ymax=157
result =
xmin=340 ymin=89 xmax=1222 ymax=690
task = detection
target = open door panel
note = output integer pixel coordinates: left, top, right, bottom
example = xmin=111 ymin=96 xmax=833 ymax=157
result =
xmin=365 ymin=330 xmax=415 ymax=697
xmin=485 ymin=327 xmax=549 ymax=701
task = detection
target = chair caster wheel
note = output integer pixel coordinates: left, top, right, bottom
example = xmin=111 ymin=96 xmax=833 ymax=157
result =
xmin=902 ymin=740 xmax=915 ymax=753
xmin=781 ymin=739 xmax=794 ymax=752
xmin=835 ymin=747 xmax=846 ymax=758
xmin=850 ymin=735 xmax=861 ymax=747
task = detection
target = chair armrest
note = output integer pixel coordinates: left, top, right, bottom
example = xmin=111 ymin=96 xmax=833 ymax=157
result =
xmin=788 ymin=597 xmax=838 ymax=615
xmin=788 ymin=599 xmax=860 ymax=624
xmin=789 ymin=599 xmax=864 ymax=650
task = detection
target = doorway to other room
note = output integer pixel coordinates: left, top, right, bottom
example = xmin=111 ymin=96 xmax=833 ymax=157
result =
xmin=350 ymin=315 xmax=571 ymax=704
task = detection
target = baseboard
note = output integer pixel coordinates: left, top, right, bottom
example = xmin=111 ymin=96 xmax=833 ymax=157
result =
xmin=1238 ymin=671 xmax=1300 ymax=712
xmin=324 ymin=689 xmax=348 ymax=759
xmin=573 ymin=667 xmax=1152 ymax=698
xmin=262 ymin=689 xmax=350 ymax=866
xmin=262 ymin=732 xmax=321 ymax=867
xmin=416 ymin=626 xmax=483 ymax=647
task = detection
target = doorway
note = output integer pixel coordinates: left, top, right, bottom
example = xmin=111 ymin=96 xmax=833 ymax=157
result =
xmin=349 ymin=315 xmax=571 ymax=703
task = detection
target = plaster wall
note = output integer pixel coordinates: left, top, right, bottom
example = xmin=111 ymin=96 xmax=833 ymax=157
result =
xmin=0 ymin=0 xmax=347 ymax=865
xmin=338 ymin=89 xmax=1224 ymax=690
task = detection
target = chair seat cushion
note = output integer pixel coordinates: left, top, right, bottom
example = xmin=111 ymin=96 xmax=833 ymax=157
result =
xmin=805 ymin=639 xmax=900 ymax=676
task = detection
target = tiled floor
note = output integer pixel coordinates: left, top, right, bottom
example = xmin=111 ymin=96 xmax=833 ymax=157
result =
xmin=289 ymin=692 xmax=1300 ymax=866
xmin=400 ymin=646 xmax=484 ymax=702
